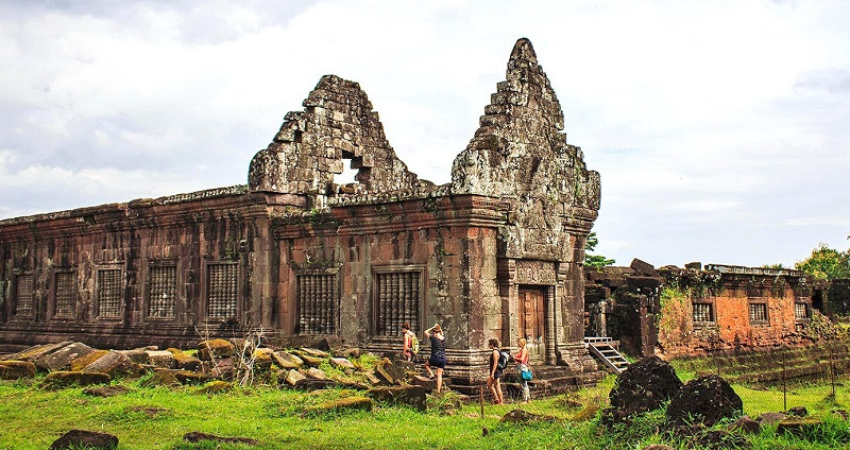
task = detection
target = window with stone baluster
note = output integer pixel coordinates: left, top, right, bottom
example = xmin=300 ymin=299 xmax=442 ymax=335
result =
xmin=206 ymin=263 xmax=238 ymax=319
xmin=14 ymin=273 xmax=34 ymax=318
xmin=53 ymin=271 xmax=76 ymax=318
xmin=372 ymin=267 xmax=423 ymax=337
xmin=96 ymin=268 xmax=123 ymax=318
xmin=296 ymin=273 xmax=339 ymax=334
xmin=148 ymin=265 xmax=177 ymax=319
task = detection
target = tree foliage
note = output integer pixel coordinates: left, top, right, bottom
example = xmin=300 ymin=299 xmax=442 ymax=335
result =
xmin=584 ymin=231 xmax=615 ymax=267
xmin=795 ymin=241 xmax=850 ymax=280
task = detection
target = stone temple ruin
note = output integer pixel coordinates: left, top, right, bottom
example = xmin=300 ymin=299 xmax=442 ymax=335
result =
xmin=0 ymin=39 xmax=604 ymax=392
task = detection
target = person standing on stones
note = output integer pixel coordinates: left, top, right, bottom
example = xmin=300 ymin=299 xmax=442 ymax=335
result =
xmin=423 ymin=324 xmax=446 ymax=393
xmin=487 ymin=338 xmax=505 ymax=405
xmin=401 ymin=322 xmax=417 ymax=362
xmin=514 ymin=337 xmax=530 ymax=403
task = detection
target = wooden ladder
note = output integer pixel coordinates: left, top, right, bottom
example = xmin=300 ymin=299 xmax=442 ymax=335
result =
xmin=584 ymin=337 xmax=630 ymax=374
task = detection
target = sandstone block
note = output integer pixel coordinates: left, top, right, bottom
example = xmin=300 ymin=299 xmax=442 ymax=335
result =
xmin=49 ymin=430 xmax=118 ymax=450
xmin=36 ymin=342 xmax=96 ymax=371
xmin=271 ymin=351 xmax=304 ymax=369
xmin=42 ymin=371 xmax=111 ymax=390
xmin=329 ymin=357 xmax=355 ymax=370
xmin=197 ymin=339 xmax=235 ymax=360
xmin=146 ymin=350 xmax=176 ymax=369
xmin=0 ymin=360 xmax=37 ymax=379
xmin=82 ymin=351 xmax=133 ymax=377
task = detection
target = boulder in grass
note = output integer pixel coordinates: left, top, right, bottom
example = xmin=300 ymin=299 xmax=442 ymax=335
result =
xmin=118 ymin=349 xmax=150 ymax=365
xmin=197 ymin=339 xmax=235 ymax=361
xmin=374 ymin=359 xmax=404 ymax=385
xmin=271 ymin=351 xmax=304 ymax=370
xmin=500 ymin=409 xmax=558 ymax=423
xmin=184 ymin=432 xmax=258 ymax=446
xmin=0 ymin=360 xmax=37 ymax=380
xmin=83 ymin=386 xmax=132 ymax=398
xmin=82 ymin=351 xmax=134 ymax=377
xmin=173 ymin=370 xmax=215 ymax=385
xmin=252 ymin=348 xmax=275 ymax=371
xmin=728 ymin=416 xmax=761 ymax=435
xmin=367 ymin=385 xmax=427 ymax=412
xmin=302 ymin=396 xmax=373 ymax=415
xmin=776 ymin=418 xmax=823 ymax=437
xmin=36 ymin=342 xmax=96 ymax=371
xmin=195 ymin=381 xmax=233 ymax=395
xmin=42 ymin=371 xmax=111 ymax=390
xmin=601 ymin=356 xmax=683 ymax=426
xmin=49 ymin=430 xmax=118 ymax=450
xmin=139 ymin=368 xmax=181 ymax=388
xmin=666 ymin=375 xmax=743 ymax=427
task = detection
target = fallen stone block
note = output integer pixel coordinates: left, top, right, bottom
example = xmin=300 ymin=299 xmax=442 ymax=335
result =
xmin=298 ymin=348 xmax=330 ymax=358
xmin=776 ymin=418 xmax=823 ymax=437
xmin=300 ymin=355 xmax=324 ymax=368
xmin=5 ymin=341 xmax=70 ymax=363
xmin=271 ymin=351 xmax=304 ymax=369
xmin=145 ymin=350 xmax=176 ymax=369
xmin=283 ymin=369 xmax=306 ymax=386
xmin=173 ymin=370 xmax=215 ymax=385
xmin=367 ymin=385 xmax=426 ymax=412
xmin=500 ymin=409 xmax=558 ymax=423
xmin=667 ymin=375 xmax=743 ymax=427
xmin=49 ymin=430 xmax=118 ymax=450
xmin=83 ymin=386 xmax=133 ymax=397
xmin=0 ymin=360 xmax=37 ymax=380
xmin=82 ymin=351 xmax=134 ymax=377
xmin=183 ymin=431 xmax=258 ymax=446
xmin=195 ymin=381 xmax=233 ymax=395
xmin=170 ymin=351 xmax=202 ymax=371
xmin=317 ymin=336 xmax=343 ymax=352
xmin=197 ymin=339 xmax=235 ymax=360
xmin=302 ymin=396 xmax=373 ymax=415
xmin=36 ymin=342 xmax=96 ymax=371
xmin=70 ymin=350 xmax=109 ymax=371
xmin=139 ymin=368 xmax=180 ymax=388
xmin=42 ymin=371 xmax=111 ymax=390
xmin=329 ymin=357 xmax=355 ymax=370
xmin=306 ymin=367 xmax=328 ymax=380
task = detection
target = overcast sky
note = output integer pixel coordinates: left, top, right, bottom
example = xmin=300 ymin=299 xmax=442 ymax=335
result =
xmin=1 ymin=0 xmax=848 ymax=268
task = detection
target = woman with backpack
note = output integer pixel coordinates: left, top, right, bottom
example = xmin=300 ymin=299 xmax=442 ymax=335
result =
xmin=401 ymin=322 xmax=418 ymax=362
xmin=423 ymin=324 xmax=446 ymax=393
xmin=487 ymin=338 xmax=505 ymax=405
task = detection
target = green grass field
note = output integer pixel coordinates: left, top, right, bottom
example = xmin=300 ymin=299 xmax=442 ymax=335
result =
xmin=1 ymin=373 xmax=849 ymax=450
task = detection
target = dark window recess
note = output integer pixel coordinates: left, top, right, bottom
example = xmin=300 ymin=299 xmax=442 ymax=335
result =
xmin=375 ymin=272 xmax=420 ymax=336
xmin=149 ymin=266 xmax=177 ymax=318
xmin=207 ymin=263 xmax=237 ymax=319
xmin=54 ymin=272 xmax=75 ymax=317
xmin=749 ymin=303 xmax=768 ymax=324
xmin=15 ymin=274 xmax=34 ymax=316
xmin=97 ymin=269 xmax=122 ymax=317
xmin=297 ymin=274 xmax=338 ymax=334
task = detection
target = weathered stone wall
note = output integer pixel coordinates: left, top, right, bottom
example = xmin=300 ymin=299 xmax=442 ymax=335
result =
xmin=586 ymin=262 xmax=818 ymax=357
xmin=0 ymin=187 xmax=295 ymax=348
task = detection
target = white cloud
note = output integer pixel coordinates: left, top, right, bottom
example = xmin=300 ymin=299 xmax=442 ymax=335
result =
xmin=1 ymin=0 xmax=848 ymax=269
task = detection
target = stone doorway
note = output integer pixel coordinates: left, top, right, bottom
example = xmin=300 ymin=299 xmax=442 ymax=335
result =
xmin=518 ymin=285 xmax=547 ymax=363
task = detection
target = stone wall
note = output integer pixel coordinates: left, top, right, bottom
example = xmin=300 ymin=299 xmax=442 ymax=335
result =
xmin=586 ymin=262 xmax=818 ymax=357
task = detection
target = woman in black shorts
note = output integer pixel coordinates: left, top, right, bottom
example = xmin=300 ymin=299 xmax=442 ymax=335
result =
xmin=423 ymin=324 xmax=446 ymax=393
xmin=487 ymin=338 xmax=504 ymax=404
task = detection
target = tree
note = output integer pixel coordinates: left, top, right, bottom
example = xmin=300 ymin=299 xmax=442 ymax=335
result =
xmin=584 ymin=231 xmax=615 ymax=267
xmin=795 ymin=241 xmax=850 ymax=280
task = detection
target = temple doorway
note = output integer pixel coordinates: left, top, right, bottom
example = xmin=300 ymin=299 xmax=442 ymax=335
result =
xmin=518 ymin=285 xmax=546 ymax=363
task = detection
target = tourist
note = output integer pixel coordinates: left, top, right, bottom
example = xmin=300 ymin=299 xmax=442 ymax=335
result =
xmin=401 ymin=322 xmax=418 ymax=362
xmin=487 ymin=338 xmax=505 ymax=404
xmin=423 ymin=323 xmax=446 ymax=393
xmin=514 ymin=337 xmax=530 ymax=403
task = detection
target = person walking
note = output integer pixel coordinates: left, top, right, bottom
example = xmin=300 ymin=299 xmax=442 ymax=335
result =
xmin=514 ymin=337 xmax=531 ymax=403
xmin=423 ymin=324 xmax=446 ymax=393
xmin=487 ymin=338 xmax=505 ymax=404
xmin=401 ymin=322 xmax=418 ymax=362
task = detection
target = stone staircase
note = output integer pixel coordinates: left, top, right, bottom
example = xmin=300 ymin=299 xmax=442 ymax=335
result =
xmin=584 ymin=337 xmax=630 ymax=374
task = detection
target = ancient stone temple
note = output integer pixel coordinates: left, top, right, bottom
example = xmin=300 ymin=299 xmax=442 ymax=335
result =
xmin=0 ymin=38 xmax=603 ymax=388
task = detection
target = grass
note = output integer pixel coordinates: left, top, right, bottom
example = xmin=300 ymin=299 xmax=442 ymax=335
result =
xmin=1 ymin=373 xmax=849 ymax=450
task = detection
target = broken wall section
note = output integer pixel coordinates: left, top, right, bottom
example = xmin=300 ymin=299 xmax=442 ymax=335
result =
xmin=248 ymin=75 xmax=427 ymax=204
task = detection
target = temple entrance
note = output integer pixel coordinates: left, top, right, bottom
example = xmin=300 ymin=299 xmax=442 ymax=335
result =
xmin=518 ymin=285 xmax=546 ymax=363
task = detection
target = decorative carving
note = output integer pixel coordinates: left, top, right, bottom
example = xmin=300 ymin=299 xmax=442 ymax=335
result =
xmin=515 ymin=260 xmax=557 ymax=285
xmin=297 ymin=274 xmax=338 ymax=334
xmin=207 ymin=263 xmax=237 ymax=319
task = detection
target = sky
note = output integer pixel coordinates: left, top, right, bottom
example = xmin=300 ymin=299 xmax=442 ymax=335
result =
xmin=0 ymin=0 xmax=848 ymax=269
